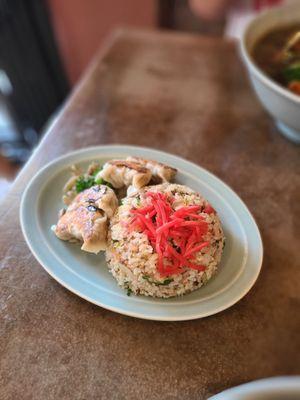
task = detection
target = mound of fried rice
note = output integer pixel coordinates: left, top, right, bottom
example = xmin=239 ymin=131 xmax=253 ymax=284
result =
xmin=106 ymin=184 xmax=225 ymax=298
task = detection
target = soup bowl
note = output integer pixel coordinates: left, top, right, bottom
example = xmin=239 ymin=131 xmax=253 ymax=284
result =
xmin=241 ymin=2 xmax=300 ymax=144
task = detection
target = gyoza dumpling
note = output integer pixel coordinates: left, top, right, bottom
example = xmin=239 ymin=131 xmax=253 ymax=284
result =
xmin=53 ymin=185 xmax=118 ymax=253
xmin=95 ymin=160 xmax=152 ymax=189
xmin=126 ymin=156 xmax=177 ymax=183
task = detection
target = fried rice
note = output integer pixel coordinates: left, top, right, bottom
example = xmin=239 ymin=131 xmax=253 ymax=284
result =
xmin=106 ymin=183 xmax=225 ymax=298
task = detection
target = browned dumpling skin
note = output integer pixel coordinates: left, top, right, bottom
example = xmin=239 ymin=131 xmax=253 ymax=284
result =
xmin=126 ymin=156 xmax=177 ymax=183
xmin=54 ymin=185 xmax=118 ymax=253
xmin=95 ymin=160 xmax=152 ymax=189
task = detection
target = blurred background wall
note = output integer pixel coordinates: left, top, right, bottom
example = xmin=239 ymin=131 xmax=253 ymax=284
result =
xmin=47 ymin=0 xmax=224 ymax=85
xmin=47 ymin=0 xmax=158 ymax=85
xmin=0 ymin=0 xmax=224 ymax=192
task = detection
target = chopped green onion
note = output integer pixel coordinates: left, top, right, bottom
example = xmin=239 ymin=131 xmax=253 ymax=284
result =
xmin=156 ymin=278 xmax=174 ymax=286
xmin=283 ymin=61 xmax=300 ymax=83
xmin=142 ymin=275 xmax=173 ymax=286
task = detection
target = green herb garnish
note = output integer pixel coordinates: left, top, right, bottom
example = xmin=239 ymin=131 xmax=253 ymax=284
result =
xmin=91 ymin=167 xmax=102 ymax=176
xmin=75 ymin=176 xmax=95 ymax=193
xmin=283 ymin=61 xmax=300 ymax=83
xmin=142 ymin=275 xmax=173 ymax=286
xmin=75 ymin=171 xmax=113 ymax=193
xmin=94 ymin=176 xmax=104 ymax=185
xmin=156 ymin=278 xmax=174 ymax=286
xmin=127 ymin=288 xmax=133 ymax=296
xmin=94 ymin=176 xmax=113 ymax=188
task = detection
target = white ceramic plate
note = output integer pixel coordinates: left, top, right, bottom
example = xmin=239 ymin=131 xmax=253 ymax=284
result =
xmin=209 ymin=376 xmax=300 ymax=399
xmin=20 ymin=145 xmax=263 ymax=321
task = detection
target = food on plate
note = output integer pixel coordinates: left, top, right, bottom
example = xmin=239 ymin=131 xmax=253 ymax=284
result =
xmin=53 ymin=156 xmax=224 ymax=298
xmin=53 ymin=185 xmax=118 ymax=254
xmin=62 ymin=158 xmax=177 ymax=205
xmin=106 ymin=183 xmax=224 ymax=298
xmin=95 ymin=157 xmax=177 ymax=191
xmin=252 ymin=24 xmax=300 ymax=95
xmin=62 ymin=162 xmax=112 ymax=205
xmin=96 ymin=160 xmax=152 ymax=189
xmin=126 ymin=156 xmax=177 ymax=184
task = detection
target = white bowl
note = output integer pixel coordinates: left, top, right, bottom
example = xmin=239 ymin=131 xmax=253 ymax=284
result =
xmin=241 ymin=2 xmax=300 ymax=144
xmin=209 ymin=376 xmax=300 ymax=399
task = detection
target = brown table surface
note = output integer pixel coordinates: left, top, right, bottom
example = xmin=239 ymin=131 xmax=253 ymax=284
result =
xmin=0 ymin=29 xmax=299 ymax=400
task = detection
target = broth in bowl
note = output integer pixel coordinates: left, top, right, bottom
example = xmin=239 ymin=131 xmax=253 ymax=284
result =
xmin=252 ymin=24 xmax=300 ymax=95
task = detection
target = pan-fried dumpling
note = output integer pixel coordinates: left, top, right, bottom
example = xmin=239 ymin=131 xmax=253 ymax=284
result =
xmin=53 ymin=185 xmax=118 ymax=253
xmin=95 ymin=160 xmax=152 ymax=189
xmin=126 ymin=156 xmax=177 ymax=183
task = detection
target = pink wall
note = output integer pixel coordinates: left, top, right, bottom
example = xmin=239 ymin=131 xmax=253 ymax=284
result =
xmin=47 ymin=0 xmax=157 ymax=85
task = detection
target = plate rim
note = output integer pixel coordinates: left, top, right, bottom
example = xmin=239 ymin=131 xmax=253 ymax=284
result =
xmin=20 ymin=144 xmax=263 ymax=321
